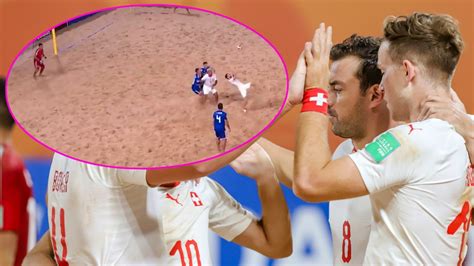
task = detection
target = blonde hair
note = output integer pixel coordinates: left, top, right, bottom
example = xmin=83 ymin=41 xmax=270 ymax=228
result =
xmin=383 ymin=12 xmax=463 ymax=80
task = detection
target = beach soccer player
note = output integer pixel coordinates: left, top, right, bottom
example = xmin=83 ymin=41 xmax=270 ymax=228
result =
xmin=225 ymin=73 xmax=251 ymax=112
xmin=192 ymin=68 xmax=202 ymax=95
xmin=33 ymin=43 xmax=47 ymax=78
xmin=213 ymin=103 xmax=230 ymax=152
xmin=201 ymin=68 xmax=218 ymax=103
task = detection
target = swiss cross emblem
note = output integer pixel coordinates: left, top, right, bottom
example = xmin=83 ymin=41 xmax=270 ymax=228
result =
xmin=309 ymin=93 xmax=327 ymax=106
xmin=190 ymin=192 xmax=203 ymax=206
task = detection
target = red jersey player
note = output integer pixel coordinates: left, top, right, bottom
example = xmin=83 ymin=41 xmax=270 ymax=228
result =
xmin=0 ymin=77 xmax=36 ymax=266
xmin=33 ymin=43 xmax=47 ymax=78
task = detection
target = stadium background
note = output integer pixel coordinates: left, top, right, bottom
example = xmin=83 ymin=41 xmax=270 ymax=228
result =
xmin=0 ymin=0 xmax=472 ymax=265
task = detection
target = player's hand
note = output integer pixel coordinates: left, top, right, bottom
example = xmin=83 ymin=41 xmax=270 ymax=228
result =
xmin=417 ymin=91 xmax=473 ymax=140
xmin=304 ymin=23 xmax=332 ymax=91
xmin=230 ymin=143 xmax=276 ymax=183
xmin=287 ymin=50 xmax=307 ymax=108
xmin=449 ymin=88 xmax=467 ymax=113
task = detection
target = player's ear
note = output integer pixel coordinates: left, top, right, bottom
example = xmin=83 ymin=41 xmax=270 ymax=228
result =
xmin=402 ymin=60 xmax=416 ymax=82
xmin=368 ymin=84 xmax=384 ymax=108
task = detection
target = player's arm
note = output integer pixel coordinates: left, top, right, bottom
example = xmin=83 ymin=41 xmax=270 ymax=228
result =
xmin=294 ymin=113 xmax=367 ymax=202
xmin=145 ymin=141 xmax=253 ymax=186
xmin=279 ymin=47 xmax=307 ymax=118
xmin=293 ymin=24 xmax=368 ymax=202
xmin=22 ymin=231 xmax=55 ymax=266
xmin=418 ymin=90 xmax=474 ymax=163
xmin=0 ymin=231 xmax=18 ymax=266
xmin=235 ymin=138 xmax=296 ymax=188
xmin=257 ymin=138 xmax=295 ymax=188
xmin=230 ymin=144 xmax=292 ymax=258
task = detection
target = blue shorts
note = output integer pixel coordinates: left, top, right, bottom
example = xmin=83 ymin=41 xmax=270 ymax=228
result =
xmin=215 ymin=128 xmax=226 ymax=139
xmin=192 ymin=84 xmax=201 ymax=94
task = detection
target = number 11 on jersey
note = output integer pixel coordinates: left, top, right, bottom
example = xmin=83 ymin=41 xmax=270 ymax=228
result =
xmin=51 ymin=207 xmax=69 ymax=266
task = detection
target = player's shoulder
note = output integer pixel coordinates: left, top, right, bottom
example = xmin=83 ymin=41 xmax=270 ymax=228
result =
xmin=332 ymin=139 xmax=354 ymax=160
xmin=199 ymin=176 xmax=221 ymax=190
xmin=379 ymin=118 xmax=465 ymax=159
xmin=53 ymin=153 xmax=127 ymax=187
xmin=200 ymin=177 xmax=229 ymax=197
xmin=390 ymin=118 xmax=462 ymax=146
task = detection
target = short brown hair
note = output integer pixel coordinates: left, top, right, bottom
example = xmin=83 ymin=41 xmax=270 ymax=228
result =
xmin=330 ymin=34 xmax=382 ymax=95
xmin=383 ymin=12 xmax=463 ymax=80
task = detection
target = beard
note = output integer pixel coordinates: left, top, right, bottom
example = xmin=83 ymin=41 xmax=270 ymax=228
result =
xmin=329 ymin=100 xmax=367 ymax=139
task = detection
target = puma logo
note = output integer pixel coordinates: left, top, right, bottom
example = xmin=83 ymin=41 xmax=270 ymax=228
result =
xmin=165 ymin=193 xmax=183 ymax=206
xmin=408 ymin=124 xmax=422 ymax=135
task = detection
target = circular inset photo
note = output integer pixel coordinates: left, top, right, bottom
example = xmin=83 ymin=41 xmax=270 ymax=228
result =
xmin=6 ymin=5 xmax=288 ymax=168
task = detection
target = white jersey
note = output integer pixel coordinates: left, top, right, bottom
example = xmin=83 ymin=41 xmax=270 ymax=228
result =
xmin=227 ymin=76 xmax=251 ymax=98
xmin=329 ymin=139 xmax=372 ymax=265
xmin=349 ymin=119 xmax=471 ymax=264
xmin=149 ymin=177 xmax=256 ymax=266
xmin=47 ymin=153 xmax=165 ymax=265
xmin=201 ymin=74 xmax=217 ymax=88
xmin=201 ymin=74 xmax=217 ymax=95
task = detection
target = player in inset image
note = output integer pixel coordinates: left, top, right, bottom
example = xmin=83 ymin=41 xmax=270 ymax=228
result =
xmin=191 ymin=68 xmax=202 ymax=95
xmin=33 ymin=43 xmax=47 ymax=78
xmin=225 ymin=73 xmax=251 ymax=112
xmin=200 ymin=61 xmax=209 ymax=77
xmin=0 ymin=78 xmax=36 ymax=266
xmin=201 ymin=68 xmax=218 ymax=104
xmin=213 ymin=103 xmax=230 ymax=153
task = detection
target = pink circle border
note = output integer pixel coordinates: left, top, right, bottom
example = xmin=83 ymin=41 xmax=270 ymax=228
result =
xmin=5 ymin=3 xmax=290 ymax=170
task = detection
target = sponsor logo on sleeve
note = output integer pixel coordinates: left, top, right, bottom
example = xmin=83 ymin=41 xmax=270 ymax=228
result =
xmin=366 ymin=132 xmax=401 ymax=163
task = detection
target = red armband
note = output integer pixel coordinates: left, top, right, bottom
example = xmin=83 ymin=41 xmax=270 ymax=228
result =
xmin=301 ymin=88 xmax=329 ymax=114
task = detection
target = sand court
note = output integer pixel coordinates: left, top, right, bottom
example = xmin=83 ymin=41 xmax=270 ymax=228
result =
xmin=7 ymin=6 xmax=287 ymax=167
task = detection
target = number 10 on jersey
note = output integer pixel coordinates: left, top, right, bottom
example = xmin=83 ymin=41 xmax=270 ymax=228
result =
xmin=170 ymin=239 xmax=202 ymax=266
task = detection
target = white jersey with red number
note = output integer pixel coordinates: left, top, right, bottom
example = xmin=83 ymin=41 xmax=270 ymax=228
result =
xmin=148 ymin=177 xmax=256 ymax=266
xmin=329 ymin=139 xmax=372 ymax=265
xmin=47 ymin=153 xmax=165 ymax=265
xmin=349 ymin=119 xmax=471 ymax=264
